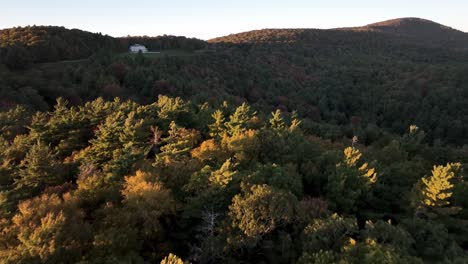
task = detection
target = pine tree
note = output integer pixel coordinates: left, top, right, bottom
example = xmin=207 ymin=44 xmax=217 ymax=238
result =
xmin=343 ymin=147 xmax=377 ymax=184
xmin=416 ymin=162 xmax=460 ymax=209
xmin=156 ymin=95 xmax=190 ymax=126
xmin=208 ymin=109 xmax=226 ymax=140
xmin=225 ymin=103 xmax=256 ymax=136
xmin=289 ymin=110 xmax=302 ymax=132
xmin=209 ymin=158 xmax=237 ymax=187
xmin=80 ymin=111 xmax=126 ymax=168
xmin=15 ymin=141 xmax=62 ymax=196
xmin=157 ymin=122 xmax=200 ymax=163
xmin=401 ymin=125 xmax=426 ymax=157
xmin=269 ymin=109 xmax=285 ymax=130
xmin=327 ymin=147 xmax=377 ymax=213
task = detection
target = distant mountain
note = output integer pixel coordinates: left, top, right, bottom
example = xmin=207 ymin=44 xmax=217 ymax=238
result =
xmin=341 ymin=17 xmax=468 ymax=49
xmin=209 ymin=18 xmax=468 ymax=49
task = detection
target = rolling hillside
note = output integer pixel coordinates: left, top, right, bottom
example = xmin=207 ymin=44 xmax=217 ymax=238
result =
xmin=1 ymin=18 xmax=468 ymax=146
xmin=344 ymin=17 xmax=468 ymax=49
xmin=1 ymin=18 xmax=468 ymax=264
xmin=0 ymin=26 xmax=120 ymax=65
xmin=209 ymin=17 xmax=468 ymax=49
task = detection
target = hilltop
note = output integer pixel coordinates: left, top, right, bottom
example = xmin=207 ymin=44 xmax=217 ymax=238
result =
xmin=209 ymin=18 xmax=468 ymax=49
xmin=343 ymin=17 xmax=468 ymax=49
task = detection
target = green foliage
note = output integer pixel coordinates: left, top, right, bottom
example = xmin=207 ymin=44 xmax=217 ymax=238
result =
xmin=0 ymin=105 xmax=29 ymax=140
xmin=0 ymin=25 xmax=120 ymax=65
xmin=402 ymin=218 xmax=463 ymax=261
xmin=302 ymin=214 xmax=357 ymax=253
xmin=209 ymin=158 xmax=238 ymax=187
xmin=4 ymin=45 xmax=32 ymax=70
xmin=208 ymin=109 xmax=226 ymax=140
xmin=229 ymin=184 xmax=297 ymax=238
xmin=225 ymin=103 xmax=256 ymax=136
xmin=298 ymin=250 xmax=337 ymax=264
xmin=0 ymin=193 xmax=90 ymax=263
xmin=14 ymin=141 xmax=63 ymax=197
xmin=245 ymin=163 xmax=303 ymax=197
xmin=0 ymin=93 xmax=466 ymax=263
xmin=156 ymin=121 xmax=200 ymax=164
xmin=2 ymin=17 xmax=468 ymax=262
xmin=326 ymin=147 xmax=377 ymax=214
xmin=269 ymin=109 xmax=286 ymax=130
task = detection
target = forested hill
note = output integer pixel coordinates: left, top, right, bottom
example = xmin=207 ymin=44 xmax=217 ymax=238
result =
xmin=0 ymin=26 xmax=207 ymax=69
xmin=0 ymin=26 xmax=120 ymax=68
xmin=1 ymin=18 xmax=468 ymax=263
xmin=344 ymin=18 xmax=468 ymax=49
xmin=209 ymin=17 xmax=468 ymax=49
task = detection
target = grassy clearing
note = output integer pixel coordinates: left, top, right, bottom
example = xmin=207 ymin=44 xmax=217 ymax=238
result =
xmin=122 ymin=49 xmax=200 ymax=59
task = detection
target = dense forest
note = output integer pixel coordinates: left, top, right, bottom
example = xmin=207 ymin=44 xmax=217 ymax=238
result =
xmin=0 ymin=26 xmax=205 ymax=69
xmin=0 ymin=19 xmax=468 ymax=263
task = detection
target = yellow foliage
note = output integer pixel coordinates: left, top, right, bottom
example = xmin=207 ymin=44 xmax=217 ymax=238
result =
xmin=420 ymin=163 xmax=460 ymax=207
xmin=222 ymin=129 xmax=259 ymax=161
xmin=359 ymin=163 xmax=377 ymax=184
xmin=122 ymin=170 xmax=165 ymax=200
xmin=209 ymin=158 xmax=237 ymax=187
xmin=342 ymin=147 xmax=377 ymax=184
xmin=161 ymin=253 xmax=185 ymax=264
xmin=4 ymin=193 xmax=87 ymax=263
xmin=343 ymin=147 xmax=362 ymax=167
xmin=191 ymin=139 xmax=227 ymax=162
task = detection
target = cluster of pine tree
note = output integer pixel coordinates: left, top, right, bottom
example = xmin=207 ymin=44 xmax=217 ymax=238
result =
xmin=0 ymin=96 xmax=467 ymax=263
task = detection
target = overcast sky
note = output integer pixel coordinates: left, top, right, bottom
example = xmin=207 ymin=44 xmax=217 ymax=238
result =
xmin=1 ymin=0 xmax=467 ymax=39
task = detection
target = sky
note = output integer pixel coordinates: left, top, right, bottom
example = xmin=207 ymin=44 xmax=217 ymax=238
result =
xmin=1 ymin=0 xmax=467 ymax=40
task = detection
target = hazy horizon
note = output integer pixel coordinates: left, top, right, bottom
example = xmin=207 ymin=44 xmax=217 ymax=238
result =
xmin=2 ymin=0 xmax=467 ymax=40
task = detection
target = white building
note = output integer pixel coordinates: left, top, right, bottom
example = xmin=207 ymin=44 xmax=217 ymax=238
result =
xmin=129 ymin=44 xmax=148 ymax=53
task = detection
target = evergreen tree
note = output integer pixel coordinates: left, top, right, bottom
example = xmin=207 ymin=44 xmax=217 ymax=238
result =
xmin=15 ymin=141 xmax=62 ymax=196
xmin=209 ymin=158 xmax=238 ymax=187
xmin=414 ymin=162 xmax=461 ymax=216
xmin=269 ymin=109 xmax=285 ymax=130
xmin=225 ymin=103 xmax=256 ymax=136
xmin=208 ymin=110 xmax=226 ymax=140
xmin=156 ymin=121 xmax=200 ymax=164
xmin=326 ymin=147 xmax=377 ymax=214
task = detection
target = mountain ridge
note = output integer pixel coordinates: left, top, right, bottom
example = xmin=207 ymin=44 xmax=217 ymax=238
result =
xmin=208 ymin=17 xmax=468 ymax=49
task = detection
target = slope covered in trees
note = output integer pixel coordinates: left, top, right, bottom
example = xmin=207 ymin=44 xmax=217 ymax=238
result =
xmin=346 ymin=17 xmax=468 ymax=49
xmin=0 ymin=97 xmax=467 ymax=263
xmin=210 ymin=17 xmax=468 ymax=49
xmin=0 ymin=26 xmax=120 ymax=68
xmin=2 ymin=19 xmax=468 ymax=145
xmin=0 ymin=26 xmax=208 ymax=69
xmin=0 ymin=18 xmax=468 ymax=263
